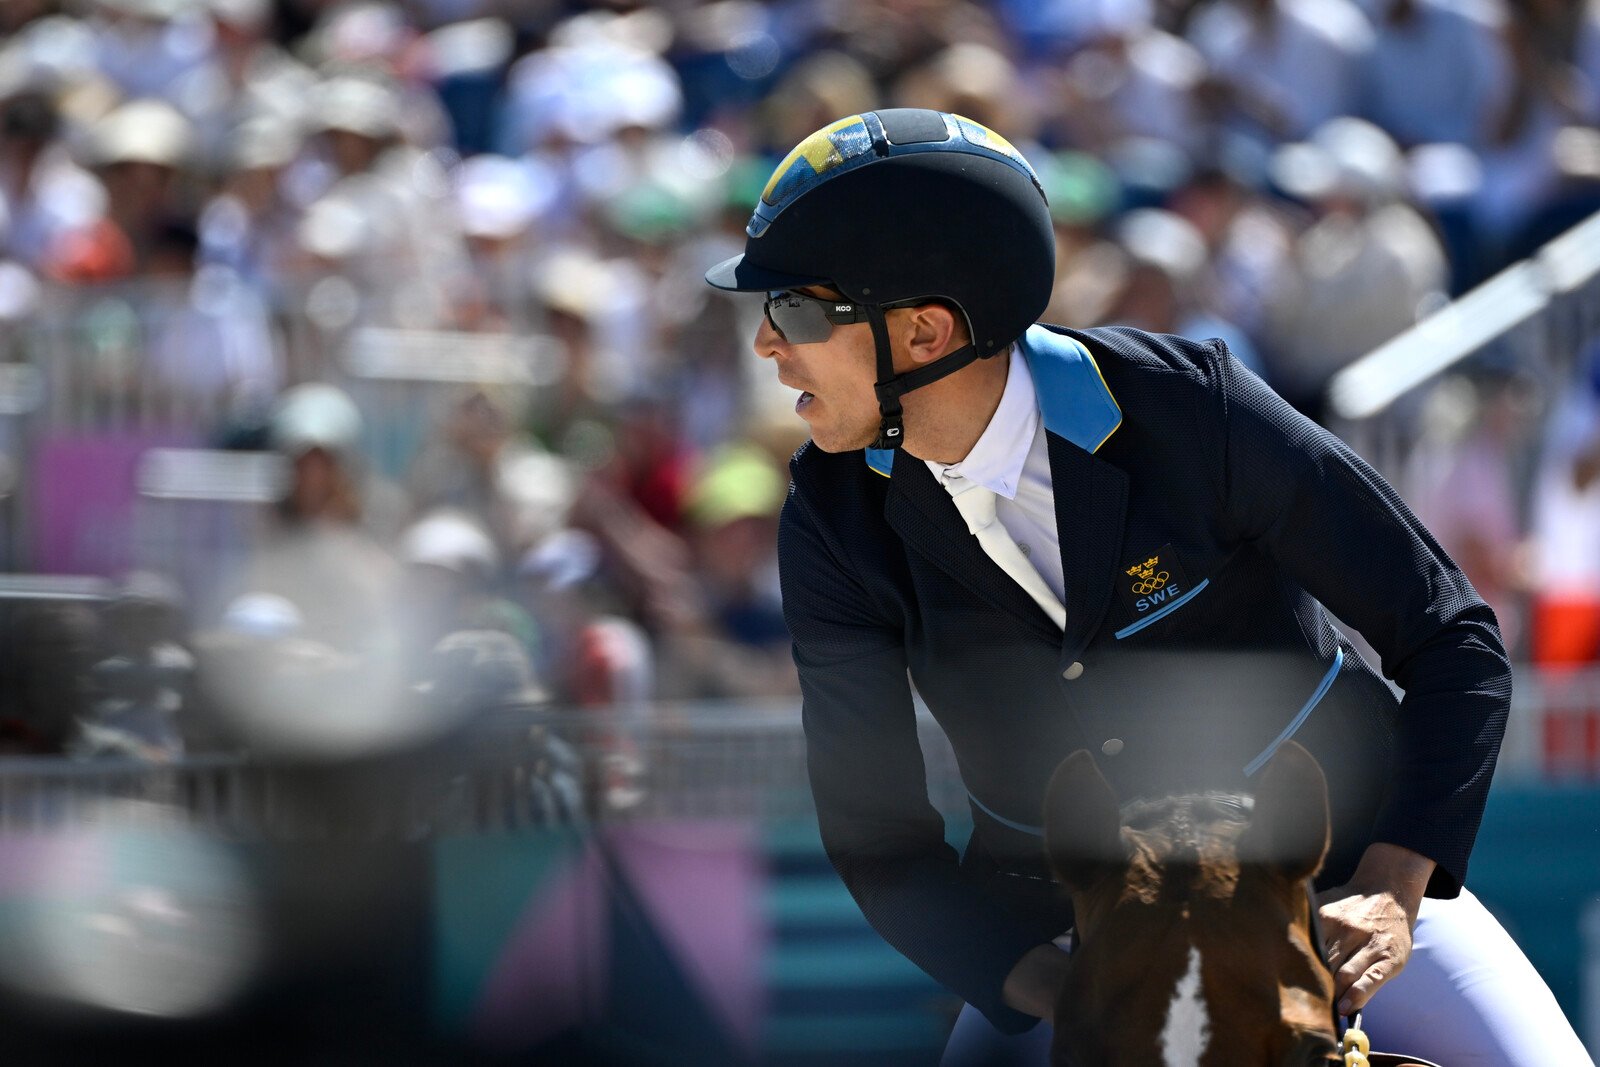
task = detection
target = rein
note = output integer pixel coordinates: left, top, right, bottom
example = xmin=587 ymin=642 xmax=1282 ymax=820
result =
xmin=1304 ymin=877 xmax=1378 ymax=1067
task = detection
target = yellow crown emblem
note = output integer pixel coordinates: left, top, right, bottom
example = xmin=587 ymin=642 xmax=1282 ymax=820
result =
xmin=1125 ymin=556 xmax=1161 ymax=581
xmin=1126 ymin=555 xmax=1168 ymax=594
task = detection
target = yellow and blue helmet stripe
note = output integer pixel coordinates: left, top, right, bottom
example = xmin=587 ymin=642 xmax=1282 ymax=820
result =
xmin=747 ymin=111 xmax=1043 ymax=239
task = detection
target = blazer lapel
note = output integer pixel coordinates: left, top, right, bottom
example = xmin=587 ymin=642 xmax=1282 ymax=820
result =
xmin=884 ymin=459 xmax=1062 ymax=641
xmin=1047 ymin=430 xmax=1129 ymax=661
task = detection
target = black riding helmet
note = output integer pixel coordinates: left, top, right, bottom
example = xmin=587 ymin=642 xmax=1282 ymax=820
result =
xmin=705 ymin=108 xmax=1055 ymax=451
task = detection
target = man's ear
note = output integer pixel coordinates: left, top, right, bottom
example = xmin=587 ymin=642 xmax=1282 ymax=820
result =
xmin=900 ymin=302 xmax=962 ymax=365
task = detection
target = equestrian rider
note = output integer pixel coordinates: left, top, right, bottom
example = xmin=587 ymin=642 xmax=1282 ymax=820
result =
xmin=705 ymin=108 xmax=1589 ymax=1065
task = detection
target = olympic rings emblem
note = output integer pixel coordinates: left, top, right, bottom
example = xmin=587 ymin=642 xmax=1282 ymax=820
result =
xmin=1130 ymin=572 xmax=1170 ymax=595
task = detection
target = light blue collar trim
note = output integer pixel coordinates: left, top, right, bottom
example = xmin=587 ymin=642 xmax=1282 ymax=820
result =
xmin=862 ymin=325 xmax=1120 ymax=477
xmin=1019 ymin=324 xmax=1122 ymax=453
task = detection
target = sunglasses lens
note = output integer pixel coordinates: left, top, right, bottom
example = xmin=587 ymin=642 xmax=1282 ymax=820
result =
xmin=766 ymin=292 xmax=833 ymax=344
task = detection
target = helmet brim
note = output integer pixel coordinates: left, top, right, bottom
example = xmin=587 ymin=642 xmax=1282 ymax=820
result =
xmin=704 ymin=253 xmax=829 ymax=293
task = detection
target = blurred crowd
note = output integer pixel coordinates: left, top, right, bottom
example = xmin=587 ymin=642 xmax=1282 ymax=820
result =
xmin=1 ymin=0 xmax=1600 ymax=766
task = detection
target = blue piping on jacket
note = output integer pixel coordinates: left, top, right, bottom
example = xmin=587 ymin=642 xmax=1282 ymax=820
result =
xmin=1243 ymin=646 xmax=1345 ymax=776
xmin=1113 ymin=579 xmax=1211 ymax=639
xmin=967 ymin=789 xmax=1045 ymax=837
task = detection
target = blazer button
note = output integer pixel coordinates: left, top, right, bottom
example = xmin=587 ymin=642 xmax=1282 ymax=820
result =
xmin=1101 ymin=738 xmax=1124 ymax=757
xmin=1062 ymin=662 xmax=1084 ymax=681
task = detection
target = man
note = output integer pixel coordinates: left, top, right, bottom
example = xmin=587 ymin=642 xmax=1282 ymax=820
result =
xmin=705 ymin=109 xmax=1587 ymax=1065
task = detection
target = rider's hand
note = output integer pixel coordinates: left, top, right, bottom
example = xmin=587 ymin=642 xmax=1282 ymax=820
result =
xmin=1315 ymin=842 xmax=1435 ymax=1015
xmin=1001 ymin=943 xmax=1071 ymax=1020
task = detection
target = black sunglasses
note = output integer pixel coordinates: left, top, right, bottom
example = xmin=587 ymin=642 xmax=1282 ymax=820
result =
xmin=763 ymin=290 xmax=872 ymax=344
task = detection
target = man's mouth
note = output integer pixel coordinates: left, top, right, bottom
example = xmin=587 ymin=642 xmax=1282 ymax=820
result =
xmin=796 ymin=391 xmax=815 ymax=413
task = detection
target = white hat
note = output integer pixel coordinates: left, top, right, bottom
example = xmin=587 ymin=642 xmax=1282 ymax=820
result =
xmin=296 ymin=190 xmax=371 ymax=260
xmin=311 ymin=76 xmax=401 ymax=140
xmin=228 ymin=115 xmax=302 ymax=171
xmin=88 ymin=98 xmax=193 ymax=167
xmin=207 ymin=0 xmax=269 ymax=30
xmin=269 ymin=382 xmax=362 ymax=456
xmin=400 ymin=509 xmax=499 ymax=574
xmin=1271 ymin=117 xmax=1404 ymax=204
xmin=1115 ymin=208 xmax=1208 ymax=283
xmin=454 ymin=153 xmax=555 ymax=240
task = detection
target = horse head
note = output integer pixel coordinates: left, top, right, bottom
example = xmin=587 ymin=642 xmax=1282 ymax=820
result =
xmin=1043 ymin=741 xmax=1341 ymax=1066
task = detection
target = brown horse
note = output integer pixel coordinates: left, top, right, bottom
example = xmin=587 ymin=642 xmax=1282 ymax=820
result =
xmin=1042 ymin=740 xmax=1344 ymax=1066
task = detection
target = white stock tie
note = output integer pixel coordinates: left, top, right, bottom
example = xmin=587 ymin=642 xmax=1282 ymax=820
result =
xmin=949 ymin=479 xmax=1066 ymax=631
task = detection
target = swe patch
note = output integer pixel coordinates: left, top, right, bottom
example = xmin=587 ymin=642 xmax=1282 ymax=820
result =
xmin=1117 ymin=544 xmax=1192 ymax=618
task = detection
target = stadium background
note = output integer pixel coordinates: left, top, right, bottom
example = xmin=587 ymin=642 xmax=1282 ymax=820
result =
xmin=2 ymin=0 xmax=1600 ymax=1062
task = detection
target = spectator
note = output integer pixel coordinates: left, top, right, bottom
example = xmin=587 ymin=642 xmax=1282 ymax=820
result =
xmin=518 ymin=528 xmax=651 ymax=712
xmin=237 ymin=382 xmax=403 ymax=655
xmin=88 ymin=0 xmax=210 ymax=104
xmin=407 ymin=388 xmax=574 ymax=560
xmin=1262 ymin=117 xmax=1448 ymax=418
xmin=1356 ymin=0 xmax=1510 ymax=150
xmin=1166 ymin=163 xmax=1301 ymax=347
xmin=0 ymin=82 xmax=107 ymax=274
xmin=1186 ymin=0 xmax=1375 ymax=141
xmin=1407 ymin=367 xmax=1538 ymax=656
xmin=1104 ymin=206 xmax=1263 ymax=375
xmin=1473 ymin=0 xmax=1600 ymax=261
xmin=396 ymin=507 xmax=540 ymax=671
xmin=517 ymin=528 xmax=650 ymax=809
xmin=79 ymin=97 xmax=196 ymax=275
xmin=1037 ymin=150 xmax=1126 ymax=330
xmin=197 ymin=115 xmax=305 ymax=294
xmin=1528 ymin=347 xmax=1600 ymax=668
xmin=175 ymin=0 xmax=317 ymax=170
xmin=450 ymin=152 xmax=558 ymax=329
xmin=658 ymin=443 xmax=797 ymax=700
xmin=143 ymin=220 xmax=284 ymax=406
xmin=1048 ymin=21 xmax=1210 ymax=157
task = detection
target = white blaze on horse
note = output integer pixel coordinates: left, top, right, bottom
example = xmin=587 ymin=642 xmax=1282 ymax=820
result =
xmin=1042 ymin=741 xmax=1345 ymax=1067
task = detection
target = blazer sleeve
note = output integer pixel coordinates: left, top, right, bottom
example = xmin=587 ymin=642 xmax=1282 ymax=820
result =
xmin=779 ymin=475 xmax=1054 ymax=1034
xmin=1215 ymin=343 xmax=1510 ymax=895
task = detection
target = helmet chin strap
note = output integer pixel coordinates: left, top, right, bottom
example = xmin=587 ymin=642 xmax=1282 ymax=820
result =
xmin=866 ymin=304 xmax=984 ymax=452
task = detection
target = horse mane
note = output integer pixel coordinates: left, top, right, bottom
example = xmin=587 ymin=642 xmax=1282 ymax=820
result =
xmin=1120 ymin=791 xmax=1253 ymax=831
xmin=1119 ymin=792 xmax=1254 ymax=868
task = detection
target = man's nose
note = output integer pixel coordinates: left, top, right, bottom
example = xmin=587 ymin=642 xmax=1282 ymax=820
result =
xmin=754 ymin=312 xmax=785 ymax=359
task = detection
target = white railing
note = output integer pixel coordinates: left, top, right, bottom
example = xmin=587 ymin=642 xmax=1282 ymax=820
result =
xmin=1326 ymin=208 xmax=1600 ymax=494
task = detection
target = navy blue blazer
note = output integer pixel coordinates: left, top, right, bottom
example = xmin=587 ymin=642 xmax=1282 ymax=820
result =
xmin=778 ymin=324 xmax=1510 ymax=1033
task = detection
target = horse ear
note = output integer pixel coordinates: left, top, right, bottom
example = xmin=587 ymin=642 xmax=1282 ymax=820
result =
xmin=1043 ymin=749 xmax=1125 ymax=892
xmin=1240 ymin=740 xmax=1330 ymax=881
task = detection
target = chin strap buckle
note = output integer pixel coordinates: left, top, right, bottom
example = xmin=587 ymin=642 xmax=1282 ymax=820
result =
xmin=871 ymin=411 xmax=904 ymax=451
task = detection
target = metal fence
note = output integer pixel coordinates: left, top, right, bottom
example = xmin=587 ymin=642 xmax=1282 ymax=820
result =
xmin=0 ymin=700 xmax=966 ymax=839
xmin=0 ymin=670 xmax=1594 ymax=839
xmin=0 ymin=275 xmax=565 ymax=574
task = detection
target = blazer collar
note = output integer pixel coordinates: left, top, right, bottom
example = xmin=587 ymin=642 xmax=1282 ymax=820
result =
xmin=876 ymin=325 xmax=1128 ymax=650
xmin=885 ymin=458 xmax=1062 ymax=640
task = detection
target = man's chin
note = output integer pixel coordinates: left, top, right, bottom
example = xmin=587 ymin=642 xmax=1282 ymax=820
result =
xmin=807 ymin=427 xmax=878 ymax=454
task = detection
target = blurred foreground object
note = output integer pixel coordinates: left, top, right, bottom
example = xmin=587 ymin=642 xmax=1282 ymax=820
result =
xmin=0 ymin=799 xmax=261 ymax=1019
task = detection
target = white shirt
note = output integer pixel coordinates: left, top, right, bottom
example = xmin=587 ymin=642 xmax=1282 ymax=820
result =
xmin=925 ymin=347 xmax=1067 ymax=627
